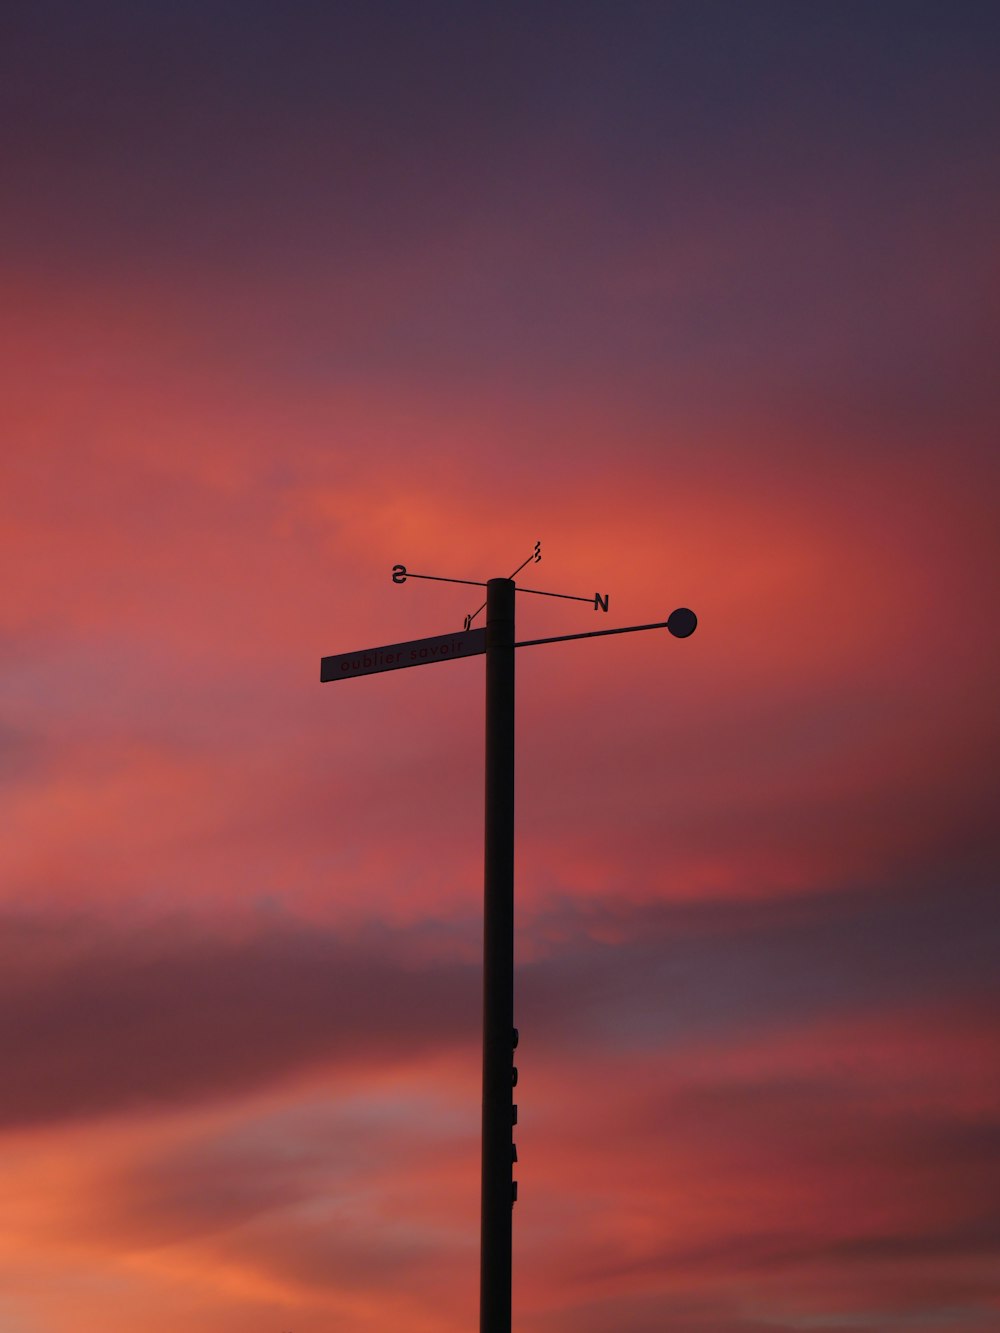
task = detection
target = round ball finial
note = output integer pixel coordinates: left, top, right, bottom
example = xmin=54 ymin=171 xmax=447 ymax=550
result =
xmin=667 ymin=607 xmax=697 ymax=638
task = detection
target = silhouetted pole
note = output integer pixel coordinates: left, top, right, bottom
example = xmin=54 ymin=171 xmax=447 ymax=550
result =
xmin=481 ymin=576 xmax=515 ymax=1333
xmin=322 ymin=561 xmax=697 ymax=1331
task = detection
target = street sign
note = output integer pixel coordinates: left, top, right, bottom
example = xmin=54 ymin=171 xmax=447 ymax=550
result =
xmin=320 ymin=627 xmax=486 ymax=682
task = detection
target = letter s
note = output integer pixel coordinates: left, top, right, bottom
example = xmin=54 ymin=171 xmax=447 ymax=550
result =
xmin=391 ymin=565 xmax=407 ymax=584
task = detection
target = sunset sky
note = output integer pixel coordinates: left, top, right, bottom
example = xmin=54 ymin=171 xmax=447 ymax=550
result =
xmin=2 ymin=3 xmax=999 ymax=1330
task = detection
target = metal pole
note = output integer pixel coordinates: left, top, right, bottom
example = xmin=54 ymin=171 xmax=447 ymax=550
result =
xmin=481 ymin=576 xmax=515 ymax=1333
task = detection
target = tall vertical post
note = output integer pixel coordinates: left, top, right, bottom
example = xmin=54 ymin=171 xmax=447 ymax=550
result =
xmin=323 ymin=565 xmax=696 ymax=1327
xmin=481 ymin=577 xmax=515 ymax=1333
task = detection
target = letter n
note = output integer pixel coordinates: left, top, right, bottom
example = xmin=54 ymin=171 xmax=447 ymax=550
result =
xmin=594 ymin=592 xmax=609 ymax=612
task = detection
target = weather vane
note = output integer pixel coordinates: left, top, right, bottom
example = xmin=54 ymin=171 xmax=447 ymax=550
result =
xmin=320 ymin=544 xmax=697 ymax=1333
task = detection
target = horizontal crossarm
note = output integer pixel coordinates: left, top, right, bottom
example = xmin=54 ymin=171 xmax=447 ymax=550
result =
xmin=515 ymin=608 xmax=696 ymax=649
